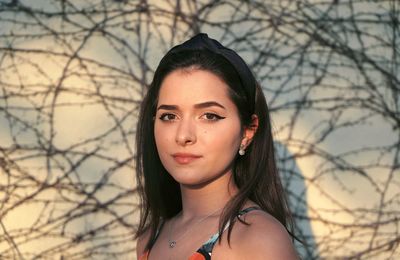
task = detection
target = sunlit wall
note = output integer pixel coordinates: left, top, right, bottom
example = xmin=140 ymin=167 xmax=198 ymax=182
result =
xmin=0 ymin=1 xmax=399 ymax=259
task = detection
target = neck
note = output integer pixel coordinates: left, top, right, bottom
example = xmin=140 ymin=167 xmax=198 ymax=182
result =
xmin=179 ymin=171 xmax=239 ymax=222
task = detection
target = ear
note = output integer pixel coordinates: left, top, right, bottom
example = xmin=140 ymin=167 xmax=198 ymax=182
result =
xmin=241 ymin=114 xmax=259 ymax=149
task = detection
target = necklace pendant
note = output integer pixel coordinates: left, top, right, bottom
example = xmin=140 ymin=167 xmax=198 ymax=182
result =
xmin=169 ymin=241 xmax=176 ymax=248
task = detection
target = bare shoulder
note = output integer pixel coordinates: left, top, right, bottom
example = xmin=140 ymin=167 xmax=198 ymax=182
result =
xmin=136 ymin=227 xmax=152 ymax=259
xmin=226 ymin=210 xmax=299 ymax=260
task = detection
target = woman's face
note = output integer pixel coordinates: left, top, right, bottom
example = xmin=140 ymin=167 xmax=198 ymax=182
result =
xmin=154 ymin=69 xmax=244 ymax=187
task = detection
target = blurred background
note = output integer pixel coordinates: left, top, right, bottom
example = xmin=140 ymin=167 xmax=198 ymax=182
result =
xmin=0 ymin=0 xmax=399 ymax=259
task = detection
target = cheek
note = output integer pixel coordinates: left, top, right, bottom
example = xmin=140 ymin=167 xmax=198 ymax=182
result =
xmin=202 ymin=122 xmax=242 ymax=151
xmin=214 ymin=134 xmax=240 ymax=153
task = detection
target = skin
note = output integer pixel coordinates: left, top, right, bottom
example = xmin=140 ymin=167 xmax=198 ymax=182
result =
xmin=137 ymin=69 xmax=298 ymax=260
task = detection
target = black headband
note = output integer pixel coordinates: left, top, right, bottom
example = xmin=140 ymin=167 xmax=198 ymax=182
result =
xmin=165 ymin=33 xmax=256 ymax=113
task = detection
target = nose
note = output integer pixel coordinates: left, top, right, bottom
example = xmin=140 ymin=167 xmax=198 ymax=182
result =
xmin=175 ymin=118 xmax=196 ymax=146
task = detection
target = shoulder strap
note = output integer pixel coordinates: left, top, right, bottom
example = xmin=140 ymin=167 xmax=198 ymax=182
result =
xmin=237 ymin=206 xmax=261 ymax=218
xmin=195 ymin=206 xmax=262 ymax=258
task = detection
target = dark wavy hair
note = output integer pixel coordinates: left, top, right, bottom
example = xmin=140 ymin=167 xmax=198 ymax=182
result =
xmin=135 ymin=48 xmax=295 ymax=250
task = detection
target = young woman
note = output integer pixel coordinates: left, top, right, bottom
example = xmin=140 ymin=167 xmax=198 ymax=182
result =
xmin=135 ymin=33 xmax=299 ymax=260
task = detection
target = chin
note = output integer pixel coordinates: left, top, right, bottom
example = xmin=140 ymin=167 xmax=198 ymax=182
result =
xmin=179 ymin=179 xmax=213 ymax=189
xmin=169 ymin=170 xmax=224 ymax=189
xmin=170 ymin=173 xmax=205 ymax=186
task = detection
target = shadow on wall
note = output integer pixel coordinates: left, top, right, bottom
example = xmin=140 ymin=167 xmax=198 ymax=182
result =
xmin=275 ymin=142 xmax=319 ymax=259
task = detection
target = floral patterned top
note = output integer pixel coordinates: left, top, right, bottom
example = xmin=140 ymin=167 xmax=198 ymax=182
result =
xmin=139 ymin=206 xmax=261 ymax=260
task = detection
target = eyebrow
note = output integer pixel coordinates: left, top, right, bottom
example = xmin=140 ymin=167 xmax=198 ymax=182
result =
xmin=157 ymin=101 xmax=226 ymax=111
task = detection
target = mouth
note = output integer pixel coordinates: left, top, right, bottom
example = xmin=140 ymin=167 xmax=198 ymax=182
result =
xmin=172 ymin=153 xmax=202 ymax=164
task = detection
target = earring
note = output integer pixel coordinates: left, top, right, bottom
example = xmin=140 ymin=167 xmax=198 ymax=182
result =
xmin=239 ymin=144 xmax=245 ymax=156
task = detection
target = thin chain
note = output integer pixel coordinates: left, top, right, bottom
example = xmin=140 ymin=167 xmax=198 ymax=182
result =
xmin=168 ymin=207 xmax=223 ymax=249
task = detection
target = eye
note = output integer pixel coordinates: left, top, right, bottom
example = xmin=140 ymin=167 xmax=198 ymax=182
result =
xmin=201 ymin=113 xmax=225 ymax=121
xmin=159 ymin=113 xmax=177 ymax=121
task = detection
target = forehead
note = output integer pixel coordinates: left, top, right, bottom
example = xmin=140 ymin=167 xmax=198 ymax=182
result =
xmin=157 ymin=69 xmax=234 ymax=106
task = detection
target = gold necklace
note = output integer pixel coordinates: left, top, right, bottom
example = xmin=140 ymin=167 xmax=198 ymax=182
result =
xmin=168 ymin=207 xmax=223 ymax=249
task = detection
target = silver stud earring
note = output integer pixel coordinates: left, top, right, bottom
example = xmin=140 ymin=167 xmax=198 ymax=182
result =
xmin=239 ymin=144 xmax=245 ymax=156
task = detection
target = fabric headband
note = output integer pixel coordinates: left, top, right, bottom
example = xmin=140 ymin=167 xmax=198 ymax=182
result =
xmin=164 ymin=33 xmax=256 ymax=113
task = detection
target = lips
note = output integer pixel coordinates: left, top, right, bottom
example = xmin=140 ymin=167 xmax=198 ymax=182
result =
xmin=172 ymin=153 xmax=202 ymax=164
